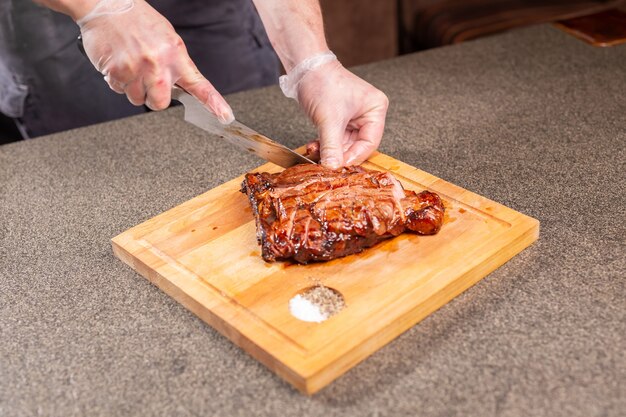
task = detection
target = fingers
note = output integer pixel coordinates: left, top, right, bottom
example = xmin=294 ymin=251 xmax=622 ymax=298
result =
xmin=343 ymin=119 xmax=386 ymax=165
xmin=102 ymin=53 xmax=133 ymax=94
xmin=143 ymin=72 xmax=173 ymax=110
xmin=123 ymin=78 xmax=147 ymax=106
xmin=297 ymin=64 xmax=389 ymax=168
xmin=343 ymin=140 xmax=377 ymax=166
xmin=343 ymin=90 xmax=389 ymax=165
xmin=177 ymin=62 xmax=234 ymax=124
xmin=87 ymin=21 xmax=221 ymax=114
xmin=106 ymin=72 xmax=172 ymax=110
xmin=317 ymin=115 xmax=384 ymax=168
xmin=317 ymin=119 xmax=347 ymax=169
xmin=103 ymin=74 xmax=125 ymax=94
xmin=304 ymin=140 xmax=321 ymax=162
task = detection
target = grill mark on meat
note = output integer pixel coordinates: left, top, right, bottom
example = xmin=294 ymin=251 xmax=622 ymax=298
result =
xmin=241 ymin=164 xmax=444 ymax=264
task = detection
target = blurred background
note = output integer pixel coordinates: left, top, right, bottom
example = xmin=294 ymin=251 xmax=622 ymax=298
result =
xmin=322 ymin=0 xmax=625 ymax=66
xmin=1 ymin=0 xmax=624 ymax=145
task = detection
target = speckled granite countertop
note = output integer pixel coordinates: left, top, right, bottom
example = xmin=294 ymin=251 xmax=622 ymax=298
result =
xmin=1 ymin=25 xmax=624 ymax=417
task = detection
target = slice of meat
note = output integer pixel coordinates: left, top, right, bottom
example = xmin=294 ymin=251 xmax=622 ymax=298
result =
xmin=240 ymin=164 xmax=444 ymax=264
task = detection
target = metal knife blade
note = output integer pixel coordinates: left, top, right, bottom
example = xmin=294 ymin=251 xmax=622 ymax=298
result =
xmin=171 ymin=87 xmax=315 ymax=168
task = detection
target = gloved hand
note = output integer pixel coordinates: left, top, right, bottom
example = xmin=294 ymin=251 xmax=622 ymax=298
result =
xmin=280 ymin=52 xmax=389 ymax=168
xmin=77 ymin=0 xmax=234 ymax=123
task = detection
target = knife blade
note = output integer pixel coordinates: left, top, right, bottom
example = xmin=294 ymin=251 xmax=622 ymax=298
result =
xmin=171 ymin=87 xmax=315 ymax=168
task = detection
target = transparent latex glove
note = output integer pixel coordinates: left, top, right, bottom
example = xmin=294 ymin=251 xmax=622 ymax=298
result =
xmin=78 ymin=0 xmax=234 ymax=123
xmin=282 ymin=55 xmax=389 ymax=168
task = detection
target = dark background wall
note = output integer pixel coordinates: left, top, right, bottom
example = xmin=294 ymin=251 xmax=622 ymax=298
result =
xmin=320 ymin=0 xmax=399 ymax=67
xmin=322 ymin=0 xmax=624 ymax=66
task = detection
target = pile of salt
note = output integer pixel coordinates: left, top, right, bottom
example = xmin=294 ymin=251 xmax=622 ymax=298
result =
xmin=289 ymin=285 xmax=345 ymax=323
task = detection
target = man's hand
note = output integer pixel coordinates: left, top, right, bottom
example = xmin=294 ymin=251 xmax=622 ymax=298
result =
xmin=253 ymin=0 xmax=389 ymax=167
xmin=42 ymin=0 xmax=234 ymax=122
xmin=296 ymin=61 xmax=388 ymax=168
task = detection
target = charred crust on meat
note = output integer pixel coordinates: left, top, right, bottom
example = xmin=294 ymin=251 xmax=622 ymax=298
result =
xmin=240 ymin=164 xmax=444 ymax=264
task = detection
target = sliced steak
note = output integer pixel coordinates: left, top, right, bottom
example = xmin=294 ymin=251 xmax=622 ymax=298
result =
xmin=241 ymin=164 xmax=444 ymax=264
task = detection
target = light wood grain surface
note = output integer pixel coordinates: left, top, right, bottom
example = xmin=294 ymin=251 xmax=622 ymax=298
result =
xmin=112 ymin=152 xmax=539 ymax=394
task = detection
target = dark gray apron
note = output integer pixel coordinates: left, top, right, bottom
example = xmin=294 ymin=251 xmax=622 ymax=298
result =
xmin=0 ymin=0 xmax=279 ymax=138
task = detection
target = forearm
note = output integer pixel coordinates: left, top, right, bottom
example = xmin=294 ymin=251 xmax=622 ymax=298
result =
xmin=33 ymin=0 xmax=105 ymax=21
xmin=252 ymin=0 xmax=329 ymax=71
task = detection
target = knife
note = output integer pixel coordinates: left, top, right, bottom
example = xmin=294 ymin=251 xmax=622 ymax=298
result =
xmin=77 ymin=36 xmax=314 ymax=168
xmin=170 ymin=87 xmax=315 ymax=168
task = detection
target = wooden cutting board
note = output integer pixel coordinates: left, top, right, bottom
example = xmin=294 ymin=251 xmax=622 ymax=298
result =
xmin=112 ymin=152 xmax=539 ymax=394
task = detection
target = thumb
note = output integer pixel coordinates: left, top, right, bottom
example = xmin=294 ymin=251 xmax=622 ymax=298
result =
xmin=317 ymin=118 xmax=346 ymax=169
xmin=177 ymin=63 xmax=234 ymax=124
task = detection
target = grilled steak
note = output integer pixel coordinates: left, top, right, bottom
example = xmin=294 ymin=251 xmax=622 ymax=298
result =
xmin=241 ymin=164 xmax=444 ymax=264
